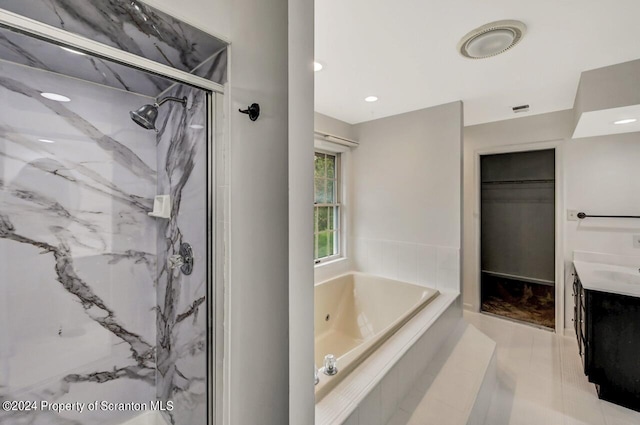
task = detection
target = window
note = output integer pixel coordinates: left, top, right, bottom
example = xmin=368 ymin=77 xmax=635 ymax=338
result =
xmin=314 ymin=151 xmax=340 ymax=263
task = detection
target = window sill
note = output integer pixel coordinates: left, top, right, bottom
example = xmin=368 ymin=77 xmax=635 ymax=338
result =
xmin=314 ymin=256 xmax=348 ymax=269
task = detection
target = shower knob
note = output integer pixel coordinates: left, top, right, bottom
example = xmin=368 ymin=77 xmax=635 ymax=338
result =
xmin=167 ymin=242 xmax=194 ymax=275
xmin=168 ymin=254 xmax=185 ymax=269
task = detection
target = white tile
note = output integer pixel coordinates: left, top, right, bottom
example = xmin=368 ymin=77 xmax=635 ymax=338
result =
xmin=380 ymin=367 xmax=400 ymax=425
xmin=397 ymin=243 xmax=418 ymax=284
xmin=343 ymin=410 xmax=359 ymax=425
xmin=601 ymin=401 xmax=640 ymax=425
xmin=315 ymin=393 xmax=357 ymax=425
xmin=459 ymin=311 xmax=640 ymax=425
xmin=399 ymin=372 xmax=436 ymax=413
xmin=436 ymin=246 xmax=459 ymax=292
xmin=381 ymin=241 xmax=399 ymax=279
xmin=366 ymin=239 xmax=383 ymax=275
xmin=397 ymin=345 xmax=421 ymax=400
xmin=353 ymin=237 xmax=368 ymax=271
xmin=386 ymin=409 xmax=411 ymax=425
xmin=562 ymin=391 xmax=606 ymax=425
xmin=359 ymin=386 xmax=383 ymax=425
xmin=429 ymin=364 xmax=481 ymax=413
xmin=408 ymin=398 xmax=467 ymax=425
xmin=416 ymin=244 xmax=437 ymax=287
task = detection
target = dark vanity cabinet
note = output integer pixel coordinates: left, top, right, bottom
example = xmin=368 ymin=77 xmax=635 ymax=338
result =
xmin=573 ymin=272 xmax=640 ymax=411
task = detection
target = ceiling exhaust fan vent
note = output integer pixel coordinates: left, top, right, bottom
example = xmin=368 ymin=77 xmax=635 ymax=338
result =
xmin=458 ymin=20 xmax=527 ymax=59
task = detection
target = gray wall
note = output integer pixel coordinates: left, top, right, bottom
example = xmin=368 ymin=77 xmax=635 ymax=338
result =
xmin=349 ymin=102 xmax=463 ymax=294
xmin=463 ymin=110 xmax=573 ymax=317
xmin=574 ymin=58 xmax=640 ymax=124
xmin=227 ymin=1 xmax=290 ymax=424
xmin=352 ymin=102 xmax=463 ymax=247
xmin=289 ymin=0 xmax=315 ymax=424
xmin=463 ymin=109 xmax=640 ymax=330
xmin=315 ymin=111 xmax=357 ymax=140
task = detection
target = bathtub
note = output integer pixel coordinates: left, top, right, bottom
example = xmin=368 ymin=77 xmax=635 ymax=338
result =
xmin=314 ymin=272 xmax=439 ymax=401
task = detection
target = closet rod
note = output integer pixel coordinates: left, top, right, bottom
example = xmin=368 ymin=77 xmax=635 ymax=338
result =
xmin=577 ymin=212 xmax=640 ymax=219
xmin=481 ymin=179 xmax=554 ymax=185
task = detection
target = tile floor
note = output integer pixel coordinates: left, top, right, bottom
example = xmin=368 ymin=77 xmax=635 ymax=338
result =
xmin=464 ymin=311 xmax=640 ymax=425
xmin=385 ymin=322 xmax=496 ymax=425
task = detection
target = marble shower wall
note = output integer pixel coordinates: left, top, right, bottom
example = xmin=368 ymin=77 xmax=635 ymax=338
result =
xmin=0 ymin=3 xmax=216 ymax=423
xmin=0 ymin=0 xmax=228 ymax=85
xmin=154 ymin=80 xmax=209 ymax=425
xmin=0 ymin=60 xmax=159 ymax=424
xmin=0 ymin=26 xmax=172 ymax=97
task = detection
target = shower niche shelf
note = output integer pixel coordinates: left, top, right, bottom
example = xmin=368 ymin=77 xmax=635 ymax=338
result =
xmin=148 ymin=195 xmax=171 ymax=219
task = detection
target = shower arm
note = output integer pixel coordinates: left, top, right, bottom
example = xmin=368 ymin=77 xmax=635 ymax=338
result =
xmin=155 ymin=96 xmax=187 ymax=107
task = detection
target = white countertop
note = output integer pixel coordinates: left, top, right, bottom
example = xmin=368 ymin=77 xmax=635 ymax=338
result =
xmin=573 ymin=260 xmax=640 ymax=298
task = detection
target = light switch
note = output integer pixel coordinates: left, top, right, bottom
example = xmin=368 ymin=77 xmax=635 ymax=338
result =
xmin=633 ymin=235 xmax=640 ymax=248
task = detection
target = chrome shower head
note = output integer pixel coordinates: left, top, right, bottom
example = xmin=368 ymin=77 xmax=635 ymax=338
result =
xmin=129 ymin=96 xmax=187 ymax=131
xmin=130 ymin=104 xmax=158 ymax=130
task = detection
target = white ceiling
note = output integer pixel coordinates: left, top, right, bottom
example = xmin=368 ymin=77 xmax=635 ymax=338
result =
xmin=314 ymin=0 xmax=640 ymax=126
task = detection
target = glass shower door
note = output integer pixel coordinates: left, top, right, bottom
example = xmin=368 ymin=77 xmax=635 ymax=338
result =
xmin=0 ymin=25 xmax=214 ymax=425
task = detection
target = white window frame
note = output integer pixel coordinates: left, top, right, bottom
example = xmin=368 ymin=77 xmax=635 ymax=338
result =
xmin=314 ymin=150 xmax=342 ymax=264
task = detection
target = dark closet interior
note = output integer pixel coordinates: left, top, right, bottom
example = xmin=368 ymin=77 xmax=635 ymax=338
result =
xmin=480 ymin=149 xmax=556 ymax=329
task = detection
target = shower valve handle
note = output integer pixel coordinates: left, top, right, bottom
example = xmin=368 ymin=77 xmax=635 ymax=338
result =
xmin=167 ymin=243 xmax=194 ymax=275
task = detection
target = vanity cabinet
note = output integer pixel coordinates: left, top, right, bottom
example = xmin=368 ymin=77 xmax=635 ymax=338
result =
xmin=573 ymin=272 xmax=640 ymax=412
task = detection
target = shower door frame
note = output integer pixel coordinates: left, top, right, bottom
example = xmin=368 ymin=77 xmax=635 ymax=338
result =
xmin=0 ymin=8 xmax=225 ymax=425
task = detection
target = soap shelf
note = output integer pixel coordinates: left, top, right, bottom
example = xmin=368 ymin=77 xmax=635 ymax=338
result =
xmin=149 ymin=195 xmax=171 ymax=219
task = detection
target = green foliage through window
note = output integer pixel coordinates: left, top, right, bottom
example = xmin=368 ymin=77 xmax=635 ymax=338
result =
xmin=314 ymin=152 xmax=340 ymax=262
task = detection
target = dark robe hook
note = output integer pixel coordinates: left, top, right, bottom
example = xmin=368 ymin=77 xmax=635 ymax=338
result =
xmin=239 ymin=103 xmax=260 ymax=121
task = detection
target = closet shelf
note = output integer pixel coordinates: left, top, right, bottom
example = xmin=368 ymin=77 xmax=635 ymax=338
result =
xmin=481 ymin=270 xmax=555 ymax=287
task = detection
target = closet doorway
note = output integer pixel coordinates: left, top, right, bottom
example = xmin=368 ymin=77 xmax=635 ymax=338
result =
xmin=480 ymin=149 xmax=556 ymax=329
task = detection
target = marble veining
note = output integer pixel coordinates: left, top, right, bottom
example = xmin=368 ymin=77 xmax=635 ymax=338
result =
xmin=154 ymin=79 xmax=208 ymax=425
xmin=0 ymin=59 xmax=158 ymax=425
xmin=0 ymin=4 xmax=214 ymax=421
xmin=0 ymin=0 xmax=228 ymax=83
xmin=0 ymin=27 xmax=170 ymax=97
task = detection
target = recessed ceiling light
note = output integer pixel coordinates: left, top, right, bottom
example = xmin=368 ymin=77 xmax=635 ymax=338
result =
xmin=190 ymin=124 xmax=205 ymax=130
xmin=60 ymin=46 xmax=86 ymax=56
xmin=613 ymin=118 xmax=637 ymax=125
xmin=38 ymin=139 xmax=56 ymax=144
xmin=40 ymin=92 xmax=71 ymax=102
xmin=364 ymin=96 xmax=378 ymax=102
xmin=458 ymin=20 xmax=527 ymax=59
xmin=314 ymin=62 xmax=324 ymax=72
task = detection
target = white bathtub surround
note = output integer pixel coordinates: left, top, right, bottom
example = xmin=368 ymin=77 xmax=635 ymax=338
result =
xmin=315 ymin=273 xmax=440 ymax=400
xmin=353 ymin=238 xmax=460 ymax=293
xmin=315 ymin=292 xmax=460 ymax=425
xmin=385 ymin=323 xmax=497 ymax=425
xmin=313 ymin=86 xmax=462 ymax=425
